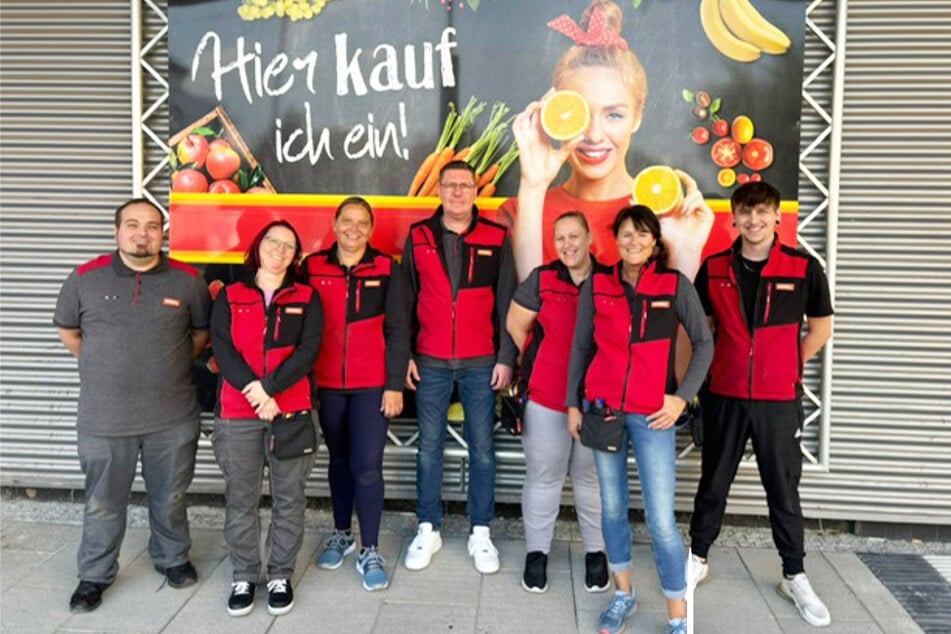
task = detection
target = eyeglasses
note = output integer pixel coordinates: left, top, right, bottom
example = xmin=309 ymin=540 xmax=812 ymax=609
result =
xmin=263 ymin=236 xmax=296 ymax=253
xmin=439 ymin=182 xmax=476 ymax=192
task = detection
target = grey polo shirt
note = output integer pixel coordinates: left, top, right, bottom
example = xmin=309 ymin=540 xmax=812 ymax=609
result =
xmin=53 ymin=251 xmax=211 ymax=436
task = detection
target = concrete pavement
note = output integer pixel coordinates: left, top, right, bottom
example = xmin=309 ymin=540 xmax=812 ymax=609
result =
xmin=1 ymin=499 xmax=944 ymax=633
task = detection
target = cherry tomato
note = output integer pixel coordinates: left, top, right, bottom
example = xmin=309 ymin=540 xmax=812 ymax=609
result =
xmin=743 ymin=139 xmax=774 ymax=171
xmin=731 ymin=115 xmax=754 ymax=144
xmin=711 ymin=138 xmax=742 ymax=168
xmin=694 ymin=90 xmax=712 ymax=108
xmin=691 ymin=126 xmax=711 ymax=144
xmin=690 ymin=106 xmax=709 ymax=121
xmin=736 ymin=173 xmax=751 ymax=185
xmin=713 ymin=119 xmax=730 ymax=137
xmin=750 ymin=173 xmax=762 ymax=182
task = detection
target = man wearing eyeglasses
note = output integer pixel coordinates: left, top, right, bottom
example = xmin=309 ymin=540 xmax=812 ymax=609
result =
xmin=401 ymin=161 xmax=518 ymax=575
xmin=54 ymin=199 xmax=211 ymax=613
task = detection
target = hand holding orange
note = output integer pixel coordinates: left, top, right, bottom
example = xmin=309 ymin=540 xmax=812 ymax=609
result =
xmin=540 ymin=90 xmax=590 ymax=142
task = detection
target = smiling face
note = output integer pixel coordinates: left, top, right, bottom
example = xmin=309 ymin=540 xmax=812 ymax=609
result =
xmin=553 ymin=215 xmax=592 ymax=271
xmin=615 ymin=218 xmax=656 ymax=270
xmin=558 ymin=66 xmax=642 ymax=188
xmin=334 ymin=203 xmax=373 ymax=255
xmin=733 ymin=201 xmax=779 ymax=250
xmin=438 ymin=167 xmax=478 ymax=225
xmin=114 ymin=202 xmax=164 ymax=267
xmin=258 ymin=225 xmax=298 ymax=277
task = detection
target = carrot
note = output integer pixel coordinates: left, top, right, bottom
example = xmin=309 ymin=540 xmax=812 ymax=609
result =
xmin=453 ymin=147 xmax=471 ymax=162
xmin=408 ymin=150 xmax=439 ymax=196
xmin=477 ymin=182 xmax=496 ymax=198
xmin=476 ymin=163 xmax=499 ymax=188
xmin=418 ymin=146 xmax=456 ymax=198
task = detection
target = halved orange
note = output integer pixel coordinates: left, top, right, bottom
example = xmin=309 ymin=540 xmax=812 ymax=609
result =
xmin=541 ymin=90 xmax=590 ymax=141
xmin=633 ymin=165 xmax=684 ymax=215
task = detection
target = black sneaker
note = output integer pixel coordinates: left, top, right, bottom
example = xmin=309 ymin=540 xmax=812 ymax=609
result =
xmin=154 ymin=561 xmax=198 ymax=588
xmin=522 ymin=551 xmax=548 ymax=593
xmin=266 ymin=578 xmax=294 ymax=615
xmin=69 ymin=580 xmax=109 ymax=613
xmin=585 ymin=551 xmax=610 ymax=592
xmin=227 ymin=581 xmax=256 ymax=617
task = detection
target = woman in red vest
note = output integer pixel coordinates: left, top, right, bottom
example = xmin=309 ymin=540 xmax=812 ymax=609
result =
xmin=566 ymin=205 xmax=713 ymax=634
xmin=302 ymin=197 xmax=409 ymax=592
xmin=210 ymin=220 xmax=322 ymax=619
xmin=506 ymin=211 xmax=609 ymax=595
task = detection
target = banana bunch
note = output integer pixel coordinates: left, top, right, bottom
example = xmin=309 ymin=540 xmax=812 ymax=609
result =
xmin=700 ymin=0 xmax=791 ymax=63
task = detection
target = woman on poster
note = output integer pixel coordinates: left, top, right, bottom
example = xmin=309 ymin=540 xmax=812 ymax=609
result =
xmin=504 ymin=0 xmax=714 ymax=283
xmin=506 ymin=211 xmax=609 ymax=595
xmin=210 ymin=220 xmax=322 ymax=618
xmin=566 ymin=206 xmax=713 ymax=634
xmin=302 ymin=196 xmax=410 ymax=592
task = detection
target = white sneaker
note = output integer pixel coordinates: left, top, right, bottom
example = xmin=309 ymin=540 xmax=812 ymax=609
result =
xmin=777 ymin=573 xmax=831 ymax=627
xmin=404 ymin=522 xmax=442 ymax=571
xmin=688 ymin=552 xmax=710 ymax=588
xmin=467 ymin=526 xmax=500 ymax=574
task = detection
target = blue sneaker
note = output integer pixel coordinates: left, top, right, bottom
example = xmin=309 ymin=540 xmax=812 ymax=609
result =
xmin=356 ymin=547 xmax=389 ymax=591
xmin=667 ymin=618 xmax=688 ymax=634
xmin=317 ymin=530 xmax=356 ymax=570
xmin=598 ymin=590 xmax=637 ymax=634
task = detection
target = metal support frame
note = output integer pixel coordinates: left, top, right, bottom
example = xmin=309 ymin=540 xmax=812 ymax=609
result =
xmin=131 ymin=0 xmax=845 ymax=470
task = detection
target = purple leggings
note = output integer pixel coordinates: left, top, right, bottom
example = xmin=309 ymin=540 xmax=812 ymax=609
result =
xmin=316 ymin=388 xmax=389 ymax=548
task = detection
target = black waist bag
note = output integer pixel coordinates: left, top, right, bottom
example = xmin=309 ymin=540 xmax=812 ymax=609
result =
xmin=580 ymin=402 xmax=624 ymax=453
xmin=499 ymin=383 xmax=526 ymax=436
xmin=269 ymin=410 xmax=317 ymax=459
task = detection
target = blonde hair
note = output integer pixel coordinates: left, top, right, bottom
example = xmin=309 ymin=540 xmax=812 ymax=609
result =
xmin=551 ymin=0 xmax=647 ymax=122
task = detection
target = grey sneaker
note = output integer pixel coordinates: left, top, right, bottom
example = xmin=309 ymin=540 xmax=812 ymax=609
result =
xmin=598 ymin=590 xmax=637 ymax=634
xmin=317 ymin=530 xmax=356 ymax=570
xmin=777 ymin=573 xmax=831 ymax=627
xmin=356 ymin=547 xmax=389 ymax=591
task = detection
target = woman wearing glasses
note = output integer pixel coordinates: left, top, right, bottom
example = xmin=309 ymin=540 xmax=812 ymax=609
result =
xmin=210 ymin=220 xmax=323 ymax=618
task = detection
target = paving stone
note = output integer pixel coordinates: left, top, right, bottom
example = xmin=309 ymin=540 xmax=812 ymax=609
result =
xmin=374 ymin=601 xmax=477 ymax=634
xmin=161 ymin=595 xmax=275 ymax=633
xmin=476 ymin=568 xmax=575 ymax=633
xmin=1 ymin=549 xmax=53 ymax=592
xmin=824 ymin=551 xmax=916 ymax=624
xmin=2 ymin=584 xmax=74 ymax=634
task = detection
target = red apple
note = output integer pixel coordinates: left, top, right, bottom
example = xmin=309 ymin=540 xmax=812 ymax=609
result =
xmin=245 ymin=186 xmax=271 ymax=194
xmin=209 ymin=138 xmax=232 ymax=150
xmin=176 ymin=134 xmax=209 ymax=168
xmin=206 ymin=146 xmax=241 ymax=180
xmin=171 ymin=169 xmax=208 ymax=193
xmin=208 ymin=279 xmax=225 ymax=300
xmin=208 ymin=179 xmax=241 ymax=194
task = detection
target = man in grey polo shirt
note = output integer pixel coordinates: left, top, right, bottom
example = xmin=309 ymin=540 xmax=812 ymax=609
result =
xmin=54 ymin=198 xmax=211 ymax=613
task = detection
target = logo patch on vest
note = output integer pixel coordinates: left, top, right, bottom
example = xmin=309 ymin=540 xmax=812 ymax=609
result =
xmin=162 ymin=297 xmax=181 ymax=307
xmin=284 ymin=306 xmax=304 ymax=315
xmin=650 ymin=300 xmax=671 ymax=309
xmin=364 ymin=279 xmax=381 ymax=287
xmin=476 ymin=249 xmax=493 ymax=256
xmin=775 ymin=283 xmax=796 ymax=292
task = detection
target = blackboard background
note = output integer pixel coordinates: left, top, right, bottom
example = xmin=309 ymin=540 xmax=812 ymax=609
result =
xmin=169 ymin=0 xmax=807 ymax=199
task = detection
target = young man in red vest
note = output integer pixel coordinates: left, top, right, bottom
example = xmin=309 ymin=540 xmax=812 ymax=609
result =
xmin=401 ymin=161 xmax=518 ymax=574
xmin=689 ymin=181 xmax=834 ymax=627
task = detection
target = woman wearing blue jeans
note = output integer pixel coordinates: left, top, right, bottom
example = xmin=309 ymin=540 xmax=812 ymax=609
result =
xmin=566 ymin=206 xmax=713 ymax=634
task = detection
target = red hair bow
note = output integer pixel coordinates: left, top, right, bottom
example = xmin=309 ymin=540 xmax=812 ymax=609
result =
xmin=547 ymin=7 xmax=628 ymax=50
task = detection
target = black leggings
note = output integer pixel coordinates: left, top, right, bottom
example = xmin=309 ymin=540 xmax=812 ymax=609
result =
xmin=689 ymin=394 xmax=806 ymax=576
xmin=317 ymin=388 xmax=389 ymax=548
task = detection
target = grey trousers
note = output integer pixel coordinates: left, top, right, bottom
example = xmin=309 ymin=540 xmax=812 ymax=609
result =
xmin=76 ymin=422 xmax=199 ymax=583
xmin=521 ymin=400 xmax=605 ymax=554
xmin=212 ymin=417 xmax=317 ymax=583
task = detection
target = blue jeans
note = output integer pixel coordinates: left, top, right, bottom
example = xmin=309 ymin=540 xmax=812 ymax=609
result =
xmin=593 ymin=412 xmax=686 ymax=600
xmin=415 ymin=364 xmax=496 ymax=529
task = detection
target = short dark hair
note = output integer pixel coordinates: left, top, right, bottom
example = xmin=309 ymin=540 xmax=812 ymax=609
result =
xmin=611 ymin=205 xmax=668 ymax=265
xmin=244 ymin=220 xmax=303 ymax=281
xmin=334 ymin=196 xmax=374 ymax=225
xmin=439 ymin=160 xmax=476 ymax=182
xmin=731 ymin=181 xmax=781 ymax=212
xmin=114 ymin=198 xmax=163 ymax=227
xmin=554 ymin=210 xmax=591 ymax=235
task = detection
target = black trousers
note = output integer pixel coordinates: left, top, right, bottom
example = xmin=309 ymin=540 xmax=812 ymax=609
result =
xmin=689 ymin=394 xmax=806 ymax=576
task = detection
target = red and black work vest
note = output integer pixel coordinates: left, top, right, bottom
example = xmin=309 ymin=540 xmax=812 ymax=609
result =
xmin=410 ymin=212 xmax=507 ymax=360
xmin=304 ymin=246 xmax=394 ymax=390
xmin=705 ymin=239 xmax=811 ymax=401
xmin=584 ymin=261 xmax=680 ymax=414
xmin=522 ymin=259 xmax=606 ymax=412
xmin=219 ymin=281 xmax=315 ymax=418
